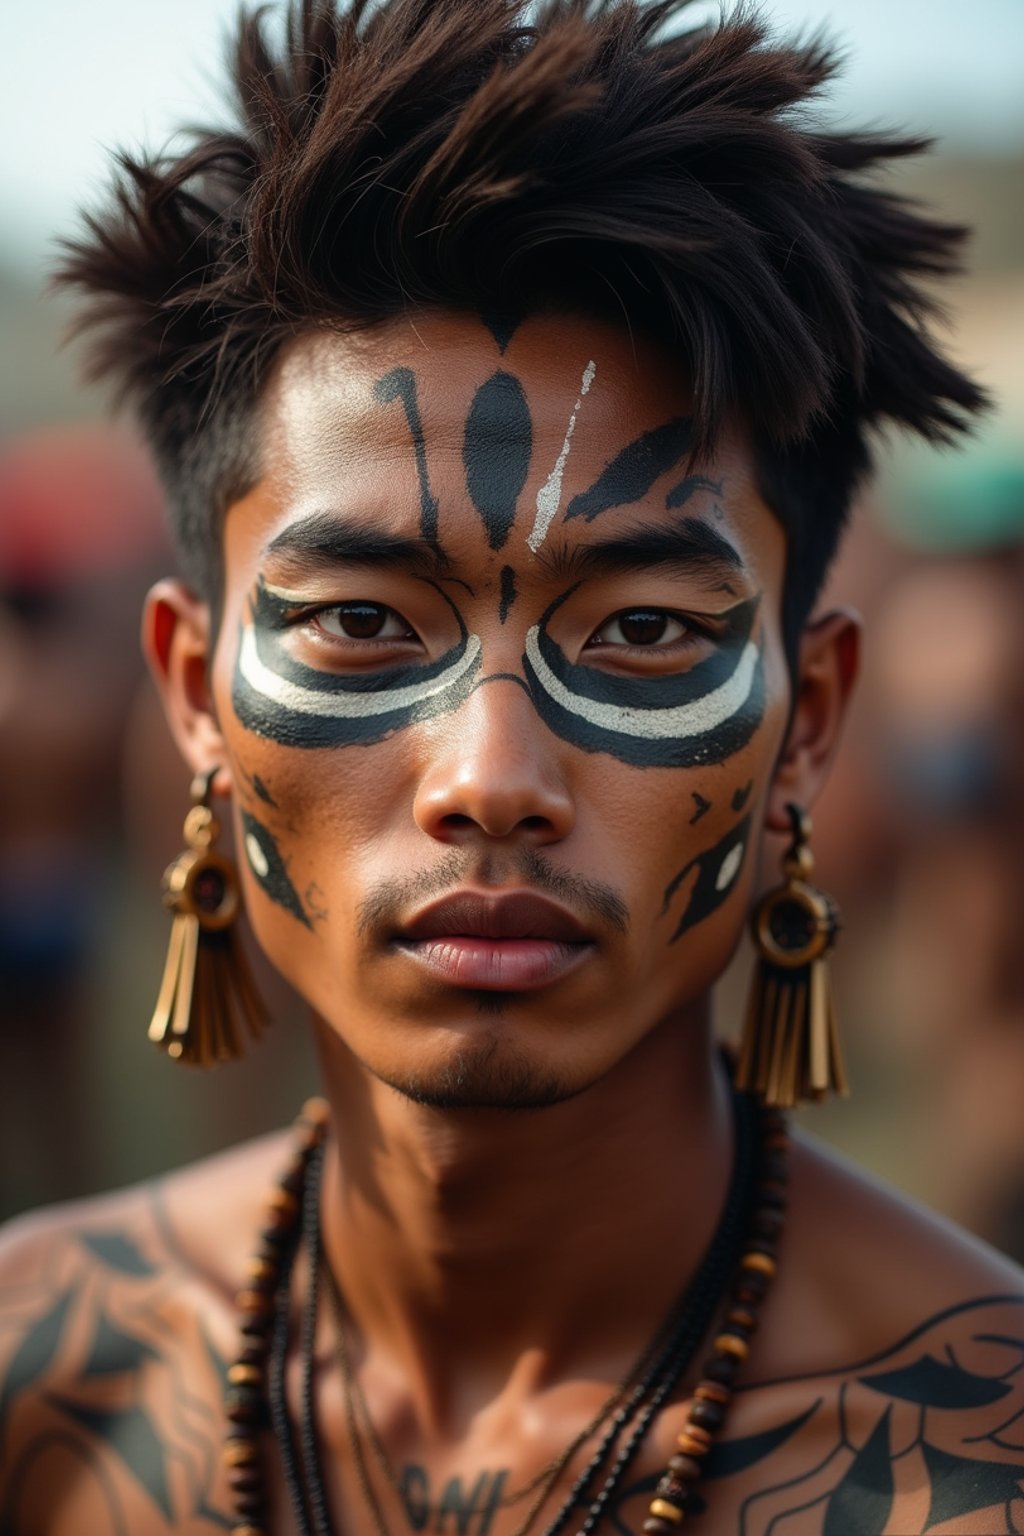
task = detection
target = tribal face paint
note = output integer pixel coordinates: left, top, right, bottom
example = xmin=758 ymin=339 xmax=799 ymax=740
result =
xmin=231 ymin=578 xmax=482 ymax=748
xmin=241 ymin=809 xmax=312 ymax=929
xmin=523 ymin=590 xmax=765 ymax=768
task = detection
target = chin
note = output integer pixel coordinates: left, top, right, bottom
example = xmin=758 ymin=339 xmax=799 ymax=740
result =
xmin=371 ymin=1029 xmax=585 ymax=1112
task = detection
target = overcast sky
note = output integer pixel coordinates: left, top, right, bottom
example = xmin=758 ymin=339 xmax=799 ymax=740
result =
xmin=3 ymin=0 xmax=1022 ymax=268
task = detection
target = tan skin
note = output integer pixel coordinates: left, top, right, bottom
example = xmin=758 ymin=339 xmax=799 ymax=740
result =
xmin=2 ymin=312 xmax=1023 ymax=1535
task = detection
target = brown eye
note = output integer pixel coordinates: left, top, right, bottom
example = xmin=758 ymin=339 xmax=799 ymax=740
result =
xmin=591 ymin=608 xmax=688 ymax=648
xmin=314 ymin=602 xmax=411 ymax=641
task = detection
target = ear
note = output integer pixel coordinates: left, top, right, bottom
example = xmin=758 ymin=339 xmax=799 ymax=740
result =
xmin=141 ymin=579 xmax=232 ymax=797
xmin=765 ymin=608 xmax=861 ymax=834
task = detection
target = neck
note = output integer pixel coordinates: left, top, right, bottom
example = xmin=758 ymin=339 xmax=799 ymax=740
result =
xmin=311 ymin=1005 xmax=733 ymax=1431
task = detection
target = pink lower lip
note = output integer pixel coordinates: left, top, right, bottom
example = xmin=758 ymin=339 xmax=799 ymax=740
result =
xmin=395 ymin=936 xmax=592 ymax=990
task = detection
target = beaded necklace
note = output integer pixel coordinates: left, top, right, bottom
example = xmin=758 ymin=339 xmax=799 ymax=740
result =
xmin=223 ymin=1078 xmax=787 ymax=1536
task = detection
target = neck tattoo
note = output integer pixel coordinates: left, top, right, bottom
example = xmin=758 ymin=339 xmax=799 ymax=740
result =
xmin=223 ymin=1065 xmax=789 ymax=1535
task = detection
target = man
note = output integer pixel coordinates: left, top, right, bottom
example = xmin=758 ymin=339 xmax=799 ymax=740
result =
xmin=2 ymin=1 xmax=1022 ymax=1532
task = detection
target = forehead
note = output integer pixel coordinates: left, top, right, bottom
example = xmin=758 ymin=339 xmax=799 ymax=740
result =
xmin=232 ymin=309 xmax=775 ymax=577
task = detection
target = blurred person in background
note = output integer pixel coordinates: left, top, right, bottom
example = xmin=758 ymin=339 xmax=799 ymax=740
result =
xmin=1 ymin=3 xmax=1023 ymax=1535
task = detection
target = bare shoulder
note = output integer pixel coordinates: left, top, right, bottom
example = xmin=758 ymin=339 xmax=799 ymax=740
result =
xmin=0 ymin=1129 xmax=291 ymax=1535
xmin=687 ymin=1132 xmax=1024 ymax=1535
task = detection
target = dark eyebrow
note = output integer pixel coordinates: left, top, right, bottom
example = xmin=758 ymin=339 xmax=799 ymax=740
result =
xmin=263 ymin=511 xmax=449 ymax=578
xmin=534 ymin=516 xmax=747 ymax=591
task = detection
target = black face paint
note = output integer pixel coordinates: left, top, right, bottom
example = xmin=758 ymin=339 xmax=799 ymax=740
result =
xmin=666 ymin=474 xmax=723 ymax=510
xmin=498 ymin=565 xmax=517 ymax=623
xmin=564 ymin=418 xmax=693 ymax=524
xmin=523 ymin=589 xmax=765 ymax=768
xmin=463 ymin=372 xmax=533 ymax=550
xmin=232 ymin=579 xmax=482 ymax=749
xmin=373 ymin=368 xmax=440 ymax=549
xmin=480 ymin=313 xmax=520 ymax=353
xmin=240 ymin=810 xmax=312 ymax=929
xmin=690 ymin=791 xmax=711 ymax=824
xmin=252 ymin=774 xmax=276 ymax=807
xmin=732 ymin=780 xmax=753 ymax=813
xmin=662 ymin=814 xmax=751 ymax=941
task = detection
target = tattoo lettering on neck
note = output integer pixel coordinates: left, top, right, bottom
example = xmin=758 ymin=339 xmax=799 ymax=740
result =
xmin=563 ymin=416 xmax=693 ymax=525
xmin=463 ymin=371 xmax=534 ymax=551
xmin=498 ymin=565 xmax=518 ymax=623
xmin=661 ymin=814 xmax=751 ymax=939
xmin=374 ymin=367 xmax=441 ymax=549
xmin=240 ymin=809 xmax=312 ymax=929
xmin=399 ymin=1463 xmax=509 ymax=1535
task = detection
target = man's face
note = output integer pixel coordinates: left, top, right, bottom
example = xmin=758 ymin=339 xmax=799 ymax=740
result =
xmin=211 ymin=311 xmax=790 ymax=1106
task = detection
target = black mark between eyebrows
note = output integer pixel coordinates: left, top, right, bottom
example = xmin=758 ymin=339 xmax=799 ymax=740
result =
xmin=374 ymin=366 xmax=440 ymax=549
xmin=463 ymin=371 xmax=533 ymax=551
xmin=263 ymin=511 xmax=451 ymax=580
xmin=533 ymin=516 xmax=747 ymax=589
xmin=666 ymin=474 xmax=724 ymax=510
xmin=499 ymin=565 xmax=518 ymax=623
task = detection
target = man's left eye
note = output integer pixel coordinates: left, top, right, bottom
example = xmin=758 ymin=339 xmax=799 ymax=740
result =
xmin=589 ymin=609 xmax=689 ymax=647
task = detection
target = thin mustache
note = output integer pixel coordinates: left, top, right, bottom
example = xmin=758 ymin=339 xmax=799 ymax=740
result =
xmin=356 ymin=847 xmax=629 ymax=937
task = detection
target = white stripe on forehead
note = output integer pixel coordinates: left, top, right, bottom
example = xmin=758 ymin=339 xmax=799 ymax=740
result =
xmin=527 ymin=359 xmax=597 ymax=554
xmin=237 ymin=623 xmax=482 ymax=718
xmin=524 ymin=630 xmax=760 ymax=740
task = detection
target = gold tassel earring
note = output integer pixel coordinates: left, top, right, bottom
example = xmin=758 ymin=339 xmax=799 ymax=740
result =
xmin=736 ymin=804 xmax=848 ymax=1109
xmin=148 ymin=769 xmax=269 ymax=1066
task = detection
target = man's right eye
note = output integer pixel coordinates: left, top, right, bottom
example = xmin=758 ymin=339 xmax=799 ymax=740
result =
xmin=311 ymin=602 xmax=414 ymax=642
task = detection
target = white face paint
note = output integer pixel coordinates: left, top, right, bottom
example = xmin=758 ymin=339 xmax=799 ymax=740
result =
xmin=245 ymin=832 xmax=270 ymax=879
xmin=715 ymin=840 xmax=745 ymax=892
xmin=527 ymin=359 xmax=597 ymax=553
xmin=523 ymin=627 xmax=760 ymax=742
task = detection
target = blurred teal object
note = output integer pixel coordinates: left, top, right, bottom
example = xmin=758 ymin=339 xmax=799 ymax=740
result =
xmin=879 ymin=441 xmax=1024 ymax=551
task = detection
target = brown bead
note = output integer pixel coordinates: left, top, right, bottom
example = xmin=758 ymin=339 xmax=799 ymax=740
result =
xmin=714 ymin=1331 xmax=750 ymax=1361
xmin=735 ymin=1273 xmax=768 ymax=1303
xmin=265 ymin=1188 xmax=299 ymax=1221
xmin=240 ymin=1314 xmax=273 ymax=1339
xmin=233 ymin=1492 xmax=265 ymax=1519
xmin=245 ymin=1256 xmax=276 ymax=1283
xmin=236 ymin=1289 xmax=275 ymax=1316
xmin=280 ymin=1167 xmax=305 ymax=1195
xmin=259 ymin=1224 xmax=290 ymax=1249
xmin=746 ymin=1237 xmax=777 ymax=1259
xmin=726 ymin=1305 xmax=758 ymax=1333
xmin=702 ymin=1353 xmax=740 ymax=1386
xmin=237 ymin=1340 xmax=269 ymax=1366
xmin=231 ymin=1526 xmax=267 ymax=1536
xmin=668 ymin=1453 xmax=703 ymax=1481
xmin=649 ymin=1497 xmax=686 ymax=1525
xmin=226 ymin=1385 xmax=265 ymax=1425
xmin=228 ymin=1363 xmax=264 ymax=1387
xmin=741 ymin=1251 xmax=777 ymax=1279
xmin=694 ymin=1380 xmax=731 ymax=1406
xmin=227 ymin=1468 xmax=263 ymax=1493
xmin=223 ymin=1436 xmax=259 ymax=1468
xmin=643 ymin=1519 xmax=678 ymax=1535
xmin=675 ymin=1430 xmax=710 ymax=1459
xmin=689 ymin=1398 xmax=725 ymax=1431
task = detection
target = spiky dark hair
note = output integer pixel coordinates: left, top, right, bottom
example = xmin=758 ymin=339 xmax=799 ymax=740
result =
xmin=56 ymin=0 xmax=986 ymax=653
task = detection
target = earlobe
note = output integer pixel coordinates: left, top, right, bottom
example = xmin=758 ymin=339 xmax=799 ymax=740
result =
xmin=142 ymin=579 xmax=232 ymax=793
xmin=765 ymin=608 xmax=861 ymax=834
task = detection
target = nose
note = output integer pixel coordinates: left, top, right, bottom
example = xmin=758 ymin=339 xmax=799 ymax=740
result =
xmin=412 ymin=677 xmax=575 ymax=845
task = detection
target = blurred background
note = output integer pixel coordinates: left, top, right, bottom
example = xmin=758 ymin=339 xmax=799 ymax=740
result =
xmin=1 ymin=0 xmax=1022 ymax=1256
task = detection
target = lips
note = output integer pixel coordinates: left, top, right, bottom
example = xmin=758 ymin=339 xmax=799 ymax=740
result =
xmin=394 ymin=891 xmax=593 ymax=991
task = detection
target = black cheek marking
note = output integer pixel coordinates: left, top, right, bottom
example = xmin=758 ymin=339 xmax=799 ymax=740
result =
xmin=690 ymin=792 xmax=711 ymax=825
xmin=498 ymin=565 xmax=518 ymax=623
xmin=304 ymin=882 xmax=329 ymax=924
xmin=563 ymin=417 xmax=693 ymax=524
xmin=732 ymin=780 xmax=753 ymax=813
xmin=666 ymin=474 xmax=723 ymax=510
xmin=240 ymin=810 xmax=312 ymax=929
xmin=252 ymin=774 xmax=276 ymax=807
xmin=481 ymin=313 xmax=520 ymax=352
xmin=661 ymin=814 xmax=751 ymax=940
xmin=373 ymin=367 xmax=441 ymax=548
xmin=463 ymin=371 xmax=533 ymax=551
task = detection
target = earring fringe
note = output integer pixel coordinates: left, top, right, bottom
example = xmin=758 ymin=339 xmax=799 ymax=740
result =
xmin=148 ymin=772 xmax=269 ymax=1066
xmin=736 ymin=806 xmax=848 ymax=1109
